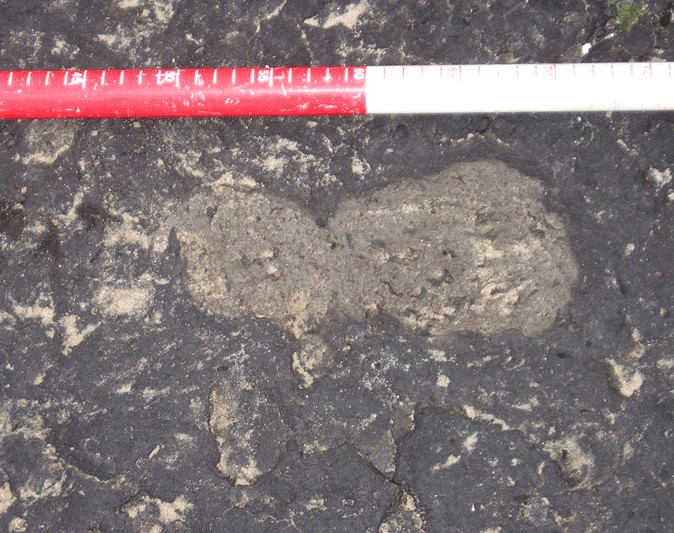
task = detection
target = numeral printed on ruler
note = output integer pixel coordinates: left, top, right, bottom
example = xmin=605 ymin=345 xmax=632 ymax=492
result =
xmin=155 ymin=69 xmax=181 ymax=86
xmin=245 ymin=67 xmax=365 ymax=86
xmin=64 ymin=70 xmax=87 ymax=87
xmin=252 ymin=68 xmax=302 ymax=85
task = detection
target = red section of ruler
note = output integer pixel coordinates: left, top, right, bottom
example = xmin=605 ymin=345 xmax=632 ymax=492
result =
xmin=0 ymin=67 xmax=367 ymax=119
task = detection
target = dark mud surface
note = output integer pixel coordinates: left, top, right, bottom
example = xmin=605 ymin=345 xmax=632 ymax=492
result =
xmin=1 ymin=1 xmax=673 ymax=531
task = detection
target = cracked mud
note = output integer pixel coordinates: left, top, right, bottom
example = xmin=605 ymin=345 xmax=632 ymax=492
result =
xmin=1 ymin=0 xmax=672 ymax=531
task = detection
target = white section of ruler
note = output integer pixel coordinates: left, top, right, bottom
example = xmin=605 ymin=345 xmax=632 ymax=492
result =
xmin=365 ymin=63 xmax=674 ymax=113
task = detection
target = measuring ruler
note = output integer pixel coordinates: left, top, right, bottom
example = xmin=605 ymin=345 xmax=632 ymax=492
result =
xmin=0 ymin=63 xmax=672 ymax=118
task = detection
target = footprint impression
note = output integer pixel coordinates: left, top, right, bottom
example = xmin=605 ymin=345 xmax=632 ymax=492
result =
xmin=166 ymin=160 xmax=578 ymax=343
xmin=161 ymin=159 xmax=579 ymax=486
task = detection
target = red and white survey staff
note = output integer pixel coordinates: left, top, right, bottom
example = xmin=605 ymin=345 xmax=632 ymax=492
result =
xmin=0 ymin=63 xmax=671 ymax=119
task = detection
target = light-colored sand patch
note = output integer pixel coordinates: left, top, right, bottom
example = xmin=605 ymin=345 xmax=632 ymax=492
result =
xmin=0 ymin=310 xmax=17 ymax=328
xmin=104 ymin=213 xmax=152 ymax=250
xmin=122 ymin=493 xmax=193 ymax=524
xmin=647 ymin=167 xmax=672 ymax=189
xmin=9 ymin=517 xmax=27 ymax=533
xmin=0 ymin=482 xmax=15 ymax=515
xmin=463 ymin=432 xmax=479 ymax=453
xmin=431 ymin=454 xmax=461 ymax=472
xmin=461 ymin=404 xmax=512 ymax=431
xmin=378 ymin=490 xmax=424 ymax=533
xmin=209 ymin=366 xmax=290 ymax=486
xmin=23 ymin=121 xmax=77 ymax=166
xmin=12 ymin=293 xmax=56 ymax=336
xmin=544 ymin=436 xmax=595 ymax=488
xmin=305 ymin=0 xmax=369 ymax=29
xmin=94 ymin=283 xmax=153 ymax=318
xmin=59 ymin=314 xmax=99 ymax=356
xmin=292 ymin=337 xmax=329 ymax=388
xmin=607 ymin=360 xmax=644 ymax=398
xmin=96 ymin=32 xmax=133 ymax=51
